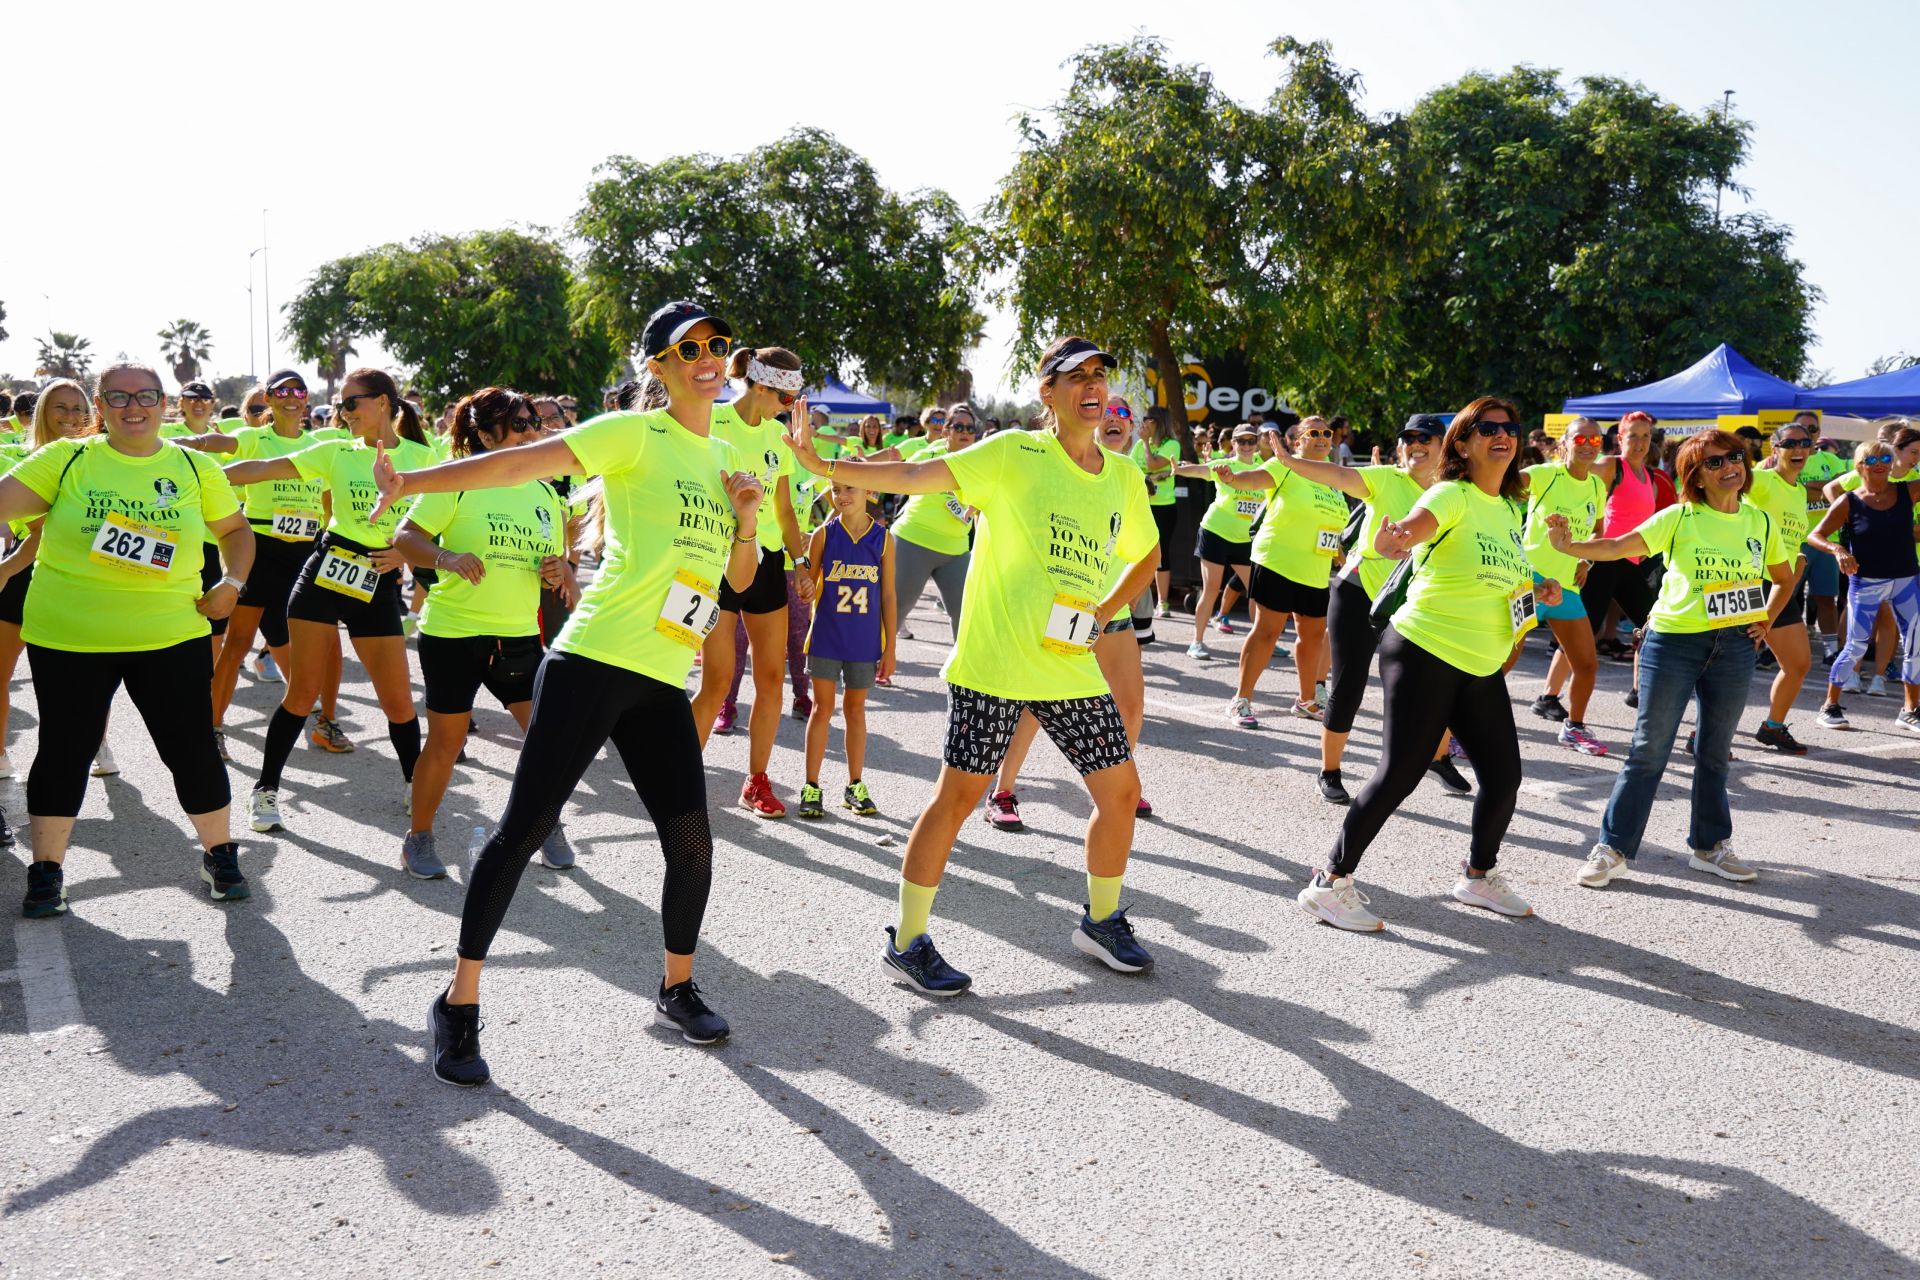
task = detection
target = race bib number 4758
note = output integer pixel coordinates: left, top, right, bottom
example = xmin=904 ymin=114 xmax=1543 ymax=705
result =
xmin=1703 ymin=580 xmax=1767 ymax=624
xmin=89 ymin=513 xmax=179 ymax=578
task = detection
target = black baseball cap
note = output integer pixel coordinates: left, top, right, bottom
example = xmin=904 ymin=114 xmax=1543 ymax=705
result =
xmin=265 ymin=368 xmax=306 ymax=390
xmin=180 ymin=379 xmax=215 ymax=399
xmin=640 ymin=301 xmax=732 ymax=358
xmin=1401 ymin=413 xmax=1449 ymax=438
xmin=1039 ymin=338 xmax=1114 ymax=378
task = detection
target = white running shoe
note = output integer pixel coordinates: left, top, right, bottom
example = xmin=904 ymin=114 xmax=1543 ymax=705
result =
xmin=1576 ymin=843 xmax=1629 ymax=888
xmin=1186 ymin=641 xmax=1212 ymax=660
xmin=1229 ymin=697 xmax=1259 ymax=729
xmin=1866 ymin=674 xmax=1888 ymax=697
xmin=250 ymin=788 xmax=284 ymax=833
xmin=1842 ymin=672 xmax=1863 ymax=694
xmin=1452 ymin=869 xmax=1534 ymax=916
xmin=92 ymin=745 xmax=119 ymax=777
xmin=1297 ymin=871 xmax=1384 ymax=932
xmin=251 ymin=651 xmax=284 ymax=684
xmin=1688 ymin=841 xmax=1757 ymax=882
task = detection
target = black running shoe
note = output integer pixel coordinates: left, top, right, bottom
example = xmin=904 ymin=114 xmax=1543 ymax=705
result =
xmin=22 ymin=860 xmax=66 ymax=918
xmin=1317 ymin=769 xmax=1351 ymax=805
xmin=0 ymin=805 xmax=14 ymax=849
xmin=201 ymin=843 xmax=250 ymax=901
xmin=1624 ymin=688 xmax=1640 ymax=709
xmin=1426 ymin=757 xmax=1473 ymax=796
xmin=428 ymin=990 xmax=490 ymax=1087
xmin=1071 ymin=905 xmax=1154 ymax=973
xmin=1529 ymin=693 xmax=1569 ymax=723
xmin=1753 ymin=721 xmax=1808 ymax=755
xmin=880 ymin=926 xmax=972 ymax=996
xmin=655 ymin=980 xmax=730 ymax=1044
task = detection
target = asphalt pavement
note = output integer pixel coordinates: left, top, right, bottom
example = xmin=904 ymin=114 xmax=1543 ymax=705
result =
xmin=2 ymin=602 xmax=1917 ymax=1279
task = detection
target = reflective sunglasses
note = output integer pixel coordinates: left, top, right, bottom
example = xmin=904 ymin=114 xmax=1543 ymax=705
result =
xmin=1570 ymin=433 xmax=1604 ymax=447
xmin=773 ymin=389 xmax=799 ymax=408
xmin=926 ymin=414 xmax=947 ymax=426
xmin=1863 ymin=453 xmax=1895 ymax=467
xmin=339 ymin=392 xmax=386 ymax=412
xmin=1700 ymin=451 xmax=1747 ymax=471
xmin=1105 ymin=405 xmax=1133 ymax=420
xmin=102 ymin=388 xmax=164 ymax=409
xmin=1775 ymin=437 xmax=1813 ymax=450
xmin=653 ymin=335 xmax=732 ymax=364
xmin=181 ymin=395 xmax=213 ymax=405
xmin=1471 ymin=421 xmax=1520 ymax=438
xmin=269 ymin=385 xmax=309 ymax=400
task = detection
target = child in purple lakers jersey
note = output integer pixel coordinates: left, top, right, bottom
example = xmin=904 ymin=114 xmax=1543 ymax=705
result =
xmin=797 ymin=479 xmax=897 ymax=818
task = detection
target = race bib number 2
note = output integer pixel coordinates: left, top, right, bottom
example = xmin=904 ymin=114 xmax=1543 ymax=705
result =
xmin=1703 ymin=580 xmax=1767 ymax=624
xmin=315 ymin=546 xmax=381 ymax=601
xmin=657 ymin=569 xmax=721 ymax=649
xmin=89 ymin=513 xmax=179 ymax=578
xmin=1041 ymin=593 xmax=1099 ymax=656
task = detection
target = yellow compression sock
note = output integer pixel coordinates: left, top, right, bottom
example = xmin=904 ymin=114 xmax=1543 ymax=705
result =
xmin=1087 ymin=873 xmax=1125 ymax=923
xmin=896 ymin=879 xmax=939 ymax=948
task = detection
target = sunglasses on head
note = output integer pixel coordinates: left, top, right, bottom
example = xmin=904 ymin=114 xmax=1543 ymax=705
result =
xmin=102 ymin=388 xmax=164 ymax=409
xmin=1700 ymin=451 xmax=1747 ymax=471
xmin=339 ymin=391 xmax=386 ymax=412
xmin=1570 ymin=433 xmax=1604 ymax=447
xmin=653 ymin=335 xmax=732 ymax=364
xmin=269 ymin=385 xmax=309 ymax=400
xmin=1863 ymin=454 xmax=1895 ymax=467
xmin=1471 ymin=421 xmax=1520 ymax=438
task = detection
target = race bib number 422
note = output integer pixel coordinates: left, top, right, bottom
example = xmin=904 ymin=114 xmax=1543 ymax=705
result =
xmin=89 ymin=513 xmax=179 ymax=577
xmin=656 ymin=569 xmax=721 ymax=649
xmin=270 ymin=510 xmax=321 ymax=540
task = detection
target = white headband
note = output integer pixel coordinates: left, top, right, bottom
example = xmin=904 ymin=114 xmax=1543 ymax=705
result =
xmin=747 ymin=357 xmax=804 ymax=394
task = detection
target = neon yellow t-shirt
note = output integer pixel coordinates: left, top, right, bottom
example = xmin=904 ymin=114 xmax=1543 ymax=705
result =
xmin=548 ymin=409 xmax=743 ymax=684
xmin=1391 ymin=481 xmax=1532 ymax=676
xmin=1746 ymin=467 xmax=1812 ymax=549
xmin=1198 ymin=458 xmax=1269 ymax=541
xmin=1349 ymin=465 xmax=1428 ymax=599
xmin=938 ymin=430 xmax=1155 ymax=701
xmin=230 ymin=425 xmax=329 ymax=539
xmin=894 ymin=436 xmax=929 ymax=461
xmin=406 ymin=478 xmax=565 ymax=639
xmin=1249 ymin=461 xmax=1348 ymax=587
xmin=13 ymin=437 xmax=239 ymax=652
xmin=891 ymin=440 xmax=972 ymax=557
xmin=290 ymin=435 xmax=437 ymax=547
xmin=710 ymin=403 xmax=792 ymax=556
xmin=1633 ymin=502 xmax=1788 ymax=634
xmin=1523 ymin=462 xmax=1607 ymax=585
xmin=1129 ymin=438 xmax=1181 ymax=507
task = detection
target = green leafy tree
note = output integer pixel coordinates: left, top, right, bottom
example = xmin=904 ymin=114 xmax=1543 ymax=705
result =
xmin=575 ymin=128 xmax=981 ymax=399
xmin=212 ymin=374 xmax=256 ymax=405
xmin=973 ymin=36 xmax=1253 ymax=428
xmin=35 ymin=331 xmax=93 ymax=380
xmin=157 ymin=318 xmax=213 ymax=385
xmin=0 ymin=299 xmax=9 ymax=345
xmin=284 ymin=229 xmax=622 ymax=406
xmin=1865 ymin=352 xmax=1919 ymax=377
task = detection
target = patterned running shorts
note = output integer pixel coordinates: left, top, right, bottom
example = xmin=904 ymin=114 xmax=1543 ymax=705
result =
xmin=942 ymin=683 xmax=1133 ymax=777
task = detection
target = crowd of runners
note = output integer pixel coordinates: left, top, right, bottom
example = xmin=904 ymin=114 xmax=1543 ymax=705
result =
xmin=2 ymin=301 xmax=1914 ymax=1087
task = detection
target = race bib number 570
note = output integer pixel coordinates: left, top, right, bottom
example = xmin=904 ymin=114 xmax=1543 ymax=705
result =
xmin=315 ymin=546 xmax=381 ymax=601
xmin=89 ymin=513 xmax=179 ymax=577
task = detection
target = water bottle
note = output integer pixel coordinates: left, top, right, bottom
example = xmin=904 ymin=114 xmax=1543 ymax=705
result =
xmin=468 ymin=826 xmax=490 ymax=875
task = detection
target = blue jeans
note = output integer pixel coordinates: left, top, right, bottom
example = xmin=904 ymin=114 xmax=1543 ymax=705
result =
xmin=1598 ymin=627 xmax=1757 ymax=859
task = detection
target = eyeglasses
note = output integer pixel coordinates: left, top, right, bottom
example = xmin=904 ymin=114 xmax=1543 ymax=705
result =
xmin=1570 ymin=434 xmax=1604 ymax=447
xmin=1470 ymin=421 xmax=1520 ymax=438
xmin=1863 ymin=454 xmax=1895 ymax=467
xmin=1105 ymin=405 xmax=1133 ymax=420
xmin=339 ymin=392 xmax=385 ymax=412
xmin=269 ymin=385 xmax=309 ymax=400
xmin=102 ymin=388 xmax=164 ymax=409
xmin=653 ymin=335 xmax=732 ymax=364
xmin=537 ymin=412 xmax=566 ymax=427
xmin=1700 ymin=451 xmax=1747 ymax=472
xmin=1300 ymin=428 xmax=1334 ymax=440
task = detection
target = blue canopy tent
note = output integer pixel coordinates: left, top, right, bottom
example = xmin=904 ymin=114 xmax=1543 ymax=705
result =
xmin=1794 ymin=365 xmax=1920 ymax=417
xmin=1560 ymin=344 xmax=1804 ymax=419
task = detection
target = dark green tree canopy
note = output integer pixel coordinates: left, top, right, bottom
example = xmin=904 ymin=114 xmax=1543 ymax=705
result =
xmin=574 ymin=128 xmax=980 ymax=398
xmin=284 ymin=229 xmax=622 ymax=406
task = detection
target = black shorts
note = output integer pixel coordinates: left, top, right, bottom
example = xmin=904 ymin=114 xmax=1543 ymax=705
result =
xmin=418 ymin=633 xmax=543 ymax=715
xmin=1197 ymin=528 xmax=1252 ymax=567
xmin=285 ymin=534 xmax=406 ymax=638
xmin=1777 ymin=563 xmax=1808 ymax=629
xmin=1150 ymin=504 xmax=1178 ymax=567
xmin=942 ymin=683 xmax=1132 ymax=777
xmin=0 ymin=562 xmax=31 ymax=627
xmin=239 ymin=532 xmax=314 ymax=649
xmin=717 ymin=545 xmax=787 ymax=615
xmin=1248 ymin=564 xmax=1330 ymax=618
xmin=199 ymin=555 xmax=228 ymax=637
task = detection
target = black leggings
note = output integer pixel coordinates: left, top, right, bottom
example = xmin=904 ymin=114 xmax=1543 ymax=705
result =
xmin=26 ymin=639 xmax=230 ymax=818
xmin=1580 ymin=556 xmax=1659 ymax=631
xmin=457 ymin=650 xmax=714 ymax=960
xmin=1324 ymin=574 xmax=1378 ymax=735
xmin=1329 ymin=628 xmax=1522 ymax=874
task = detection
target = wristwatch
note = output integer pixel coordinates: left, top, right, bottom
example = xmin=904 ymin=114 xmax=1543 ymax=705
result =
xmin=793 ymin=555 xmax=812 ymax=570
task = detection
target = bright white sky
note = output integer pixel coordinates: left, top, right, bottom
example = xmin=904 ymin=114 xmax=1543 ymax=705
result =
xmin=4 ymin=0 xmax=1913 ymax=406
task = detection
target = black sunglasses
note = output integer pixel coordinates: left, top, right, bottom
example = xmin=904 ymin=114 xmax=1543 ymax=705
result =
xmin=1776 ymin=437 xmax=1813 ymax=449
xmin=1397 ymin=431 xmax=1439 ymax=444
xmin=1470 ymin=421 xmax=1520 ymax=438
xmin=1700 ymin=451 xmax=1747 ymax=471
xmin=339 ymin=392 xmax=386 ymax=412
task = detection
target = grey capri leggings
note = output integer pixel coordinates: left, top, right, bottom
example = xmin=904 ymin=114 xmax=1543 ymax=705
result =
xmin=893 ymin=533 xmax=969 ymax=639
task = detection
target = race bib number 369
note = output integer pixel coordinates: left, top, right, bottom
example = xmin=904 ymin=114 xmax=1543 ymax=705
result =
xmin=89 ymin=513 xmax=179 ymax=578
xmin=1041 ymin=594 xmax=1099 ymax=657
xmin=656 ymin=569 xmax=721 ymax=649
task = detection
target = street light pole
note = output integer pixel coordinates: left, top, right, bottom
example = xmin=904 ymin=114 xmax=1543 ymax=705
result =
xmin=262 ymin=209 xmax=272 ymax=371
xmin=247 ymin=247 xmax=264 ymax=380
xmin=1715 ymin=89 xmax=1734 ymax=223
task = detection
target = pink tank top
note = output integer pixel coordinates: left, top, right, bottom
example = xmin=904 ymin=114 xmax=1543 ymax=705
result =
xmin=1604 ymin=461 xmax=1655 ymax=563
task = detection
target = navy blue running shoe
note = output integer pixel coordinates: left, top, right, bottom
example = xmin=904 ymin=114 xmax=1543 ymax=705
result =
xmin=1072 ymin=905 xmax=1153 ymax=973
xmin=881 ymin=926 xmax=972 ymax=996
xmin=655 ymin=980 xmax=730 ymax=1044
xmin=428 ymin=989 xmax=490 ymax=1087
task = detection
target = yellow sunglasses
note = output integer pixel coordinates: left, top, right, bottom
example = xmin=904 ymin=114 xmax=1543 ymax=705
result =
xmin=652 ymin=336 xmax=733 ymax=364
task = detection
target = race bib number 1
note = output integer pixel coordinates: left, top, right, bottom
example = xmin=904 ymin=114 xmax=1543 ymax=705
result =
xmin=315 ymin=546 xmax=381 ymax=601
xmin=1315 ymin=528 xmax=1343 ymax=557
xmin=270 ymin=510 xmax=321 ymax=540
xmin=656 ymin=569 xmax=721 ymax=649
xmin=1508 ymin=583 xmax=1538 ymax=640
xmin=89 ymin=513 xmax=179 ymax=578
xmin=1041 ymin=594 xmax=1099 ymax=656
xmin=1703 ymin=580 xmax=1767 ymax=625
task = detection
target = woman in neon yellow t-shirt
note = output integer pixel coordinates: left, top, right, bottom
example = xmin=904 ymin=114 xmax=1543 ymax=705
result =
xmin=1518 ymin=418 xmax=1611 ymax=755
xmin=783 ymin=336 xmax=1159 ymax=995
xmin=1550 ymin=429 xmax=1795 ymax=890
xmin=0 ymin=377 xmax=91 ymax=778
xmin=1128 ymin=404 xmax=1182 ymax=615
xmin=1742 ymin=420 xmax=1822 ymax=752
xmin=368 ymin=301 xmax=765 ymax=1084
xmin=223 ymin=368 xmax=434 ymax=838
xmin=883 ymin=406 xmax=977 ymax=649
xmin=0 ymin=362 xmax=256 ymax=916
xmin=1299 ymin=397 xmax=1563 ymax=932
xmin=387 ymin=387 xmax=577 ymax=882
xmin=1171 ymin=425 xmax=1264 ymax=659
xmin=1210 ymin=416 xmax=1348 ymax=725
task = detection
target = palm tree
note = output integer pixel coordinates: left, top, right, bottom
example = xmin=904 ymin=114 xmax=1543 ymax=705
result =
xmin=157 ymin=319 xmax=214 ymax=385
xmin=35 ymin=332 xmax=93 ymax=380
xmin=316 ymin=333 xmax=357 ymax=400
